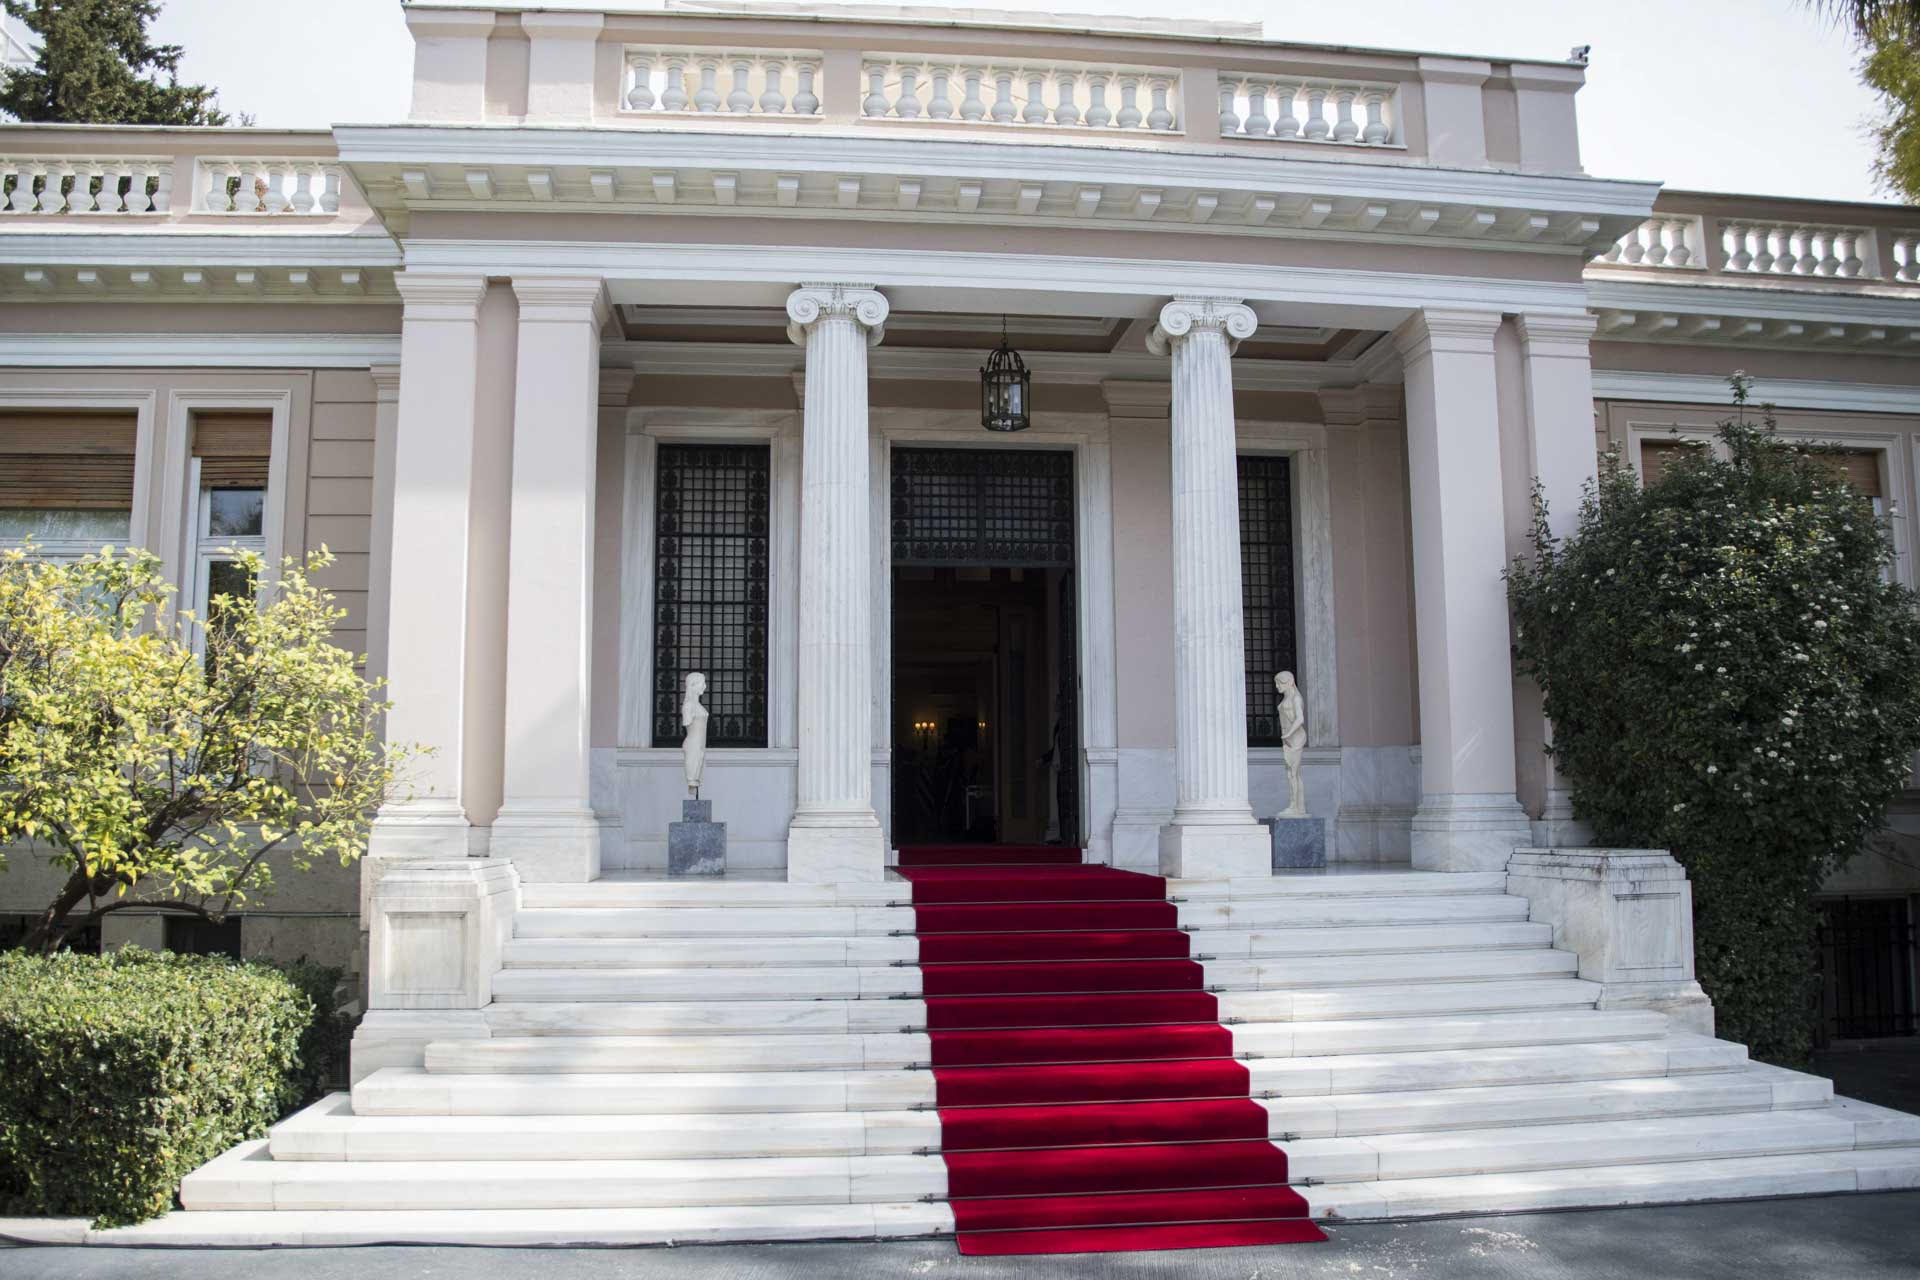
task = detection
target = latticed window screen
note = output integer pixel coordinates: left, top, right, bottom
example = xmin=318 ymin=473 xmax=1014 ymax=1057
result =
xmin=891 ymin=448 xmax=1073 ymax=567
xmin=1239 ymin=453 xmax=1298 ymax=746
xmin=653 ymin=443 xmax=770 ymax=747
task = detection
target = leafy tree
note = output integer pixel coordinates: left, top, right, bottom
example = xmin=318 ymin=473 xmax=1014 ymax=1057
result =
xmin=0 ymin=0 xmax=231 ymax=125
xmin=1862 ymin=22 xmax=1920 ymax=202
xmin=1507 ymin=377 xmax=1920 ymax=1065
xmin=0 ymin=546 xmax=411 ymax=953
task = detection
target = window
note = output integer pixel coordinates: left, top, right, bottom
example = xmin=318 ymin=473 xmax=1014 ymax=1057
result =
xmin=652 ymin=443 xmax=770 ymax=748
xmin=0 ymin=410 xmax=137 ymax=558
xmin=163 ymin=914 xmax=243 ymax=959
xmin=1238 ymin=453 xmax=1298 ymax=746
xmin=190 ymin=413 xmax=269 ymax=657
xmin=1816 ymin=896 xmax=1916 ymax=1043
xmin=1815 ymin=448 xmax=1886 ymax=516
xmin=1639 ymin=437 xmax=1708 ymax=485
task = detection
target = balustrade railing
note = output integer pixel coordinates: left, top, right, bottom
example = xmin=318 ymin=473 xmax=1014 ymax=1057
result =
xmin=1216 ymin=80 xmax=1398 ymax=146
xmin=1599 ymin=210 xmax=1920 ymax=286
xmin=0 ymin=157 xmax=173 ymax=214
xmin=1718 ymin=219 xmax=1873 ymax=278
xmin=194 ymin=159 xmax=342 ymax=214
xmin=622 ymin=49 xmax=823 ymax=117
xmin=1600 ymin=215 xmax=1705 ymax=269
xmin=859 ymin=55 xmax=1181 ymax=132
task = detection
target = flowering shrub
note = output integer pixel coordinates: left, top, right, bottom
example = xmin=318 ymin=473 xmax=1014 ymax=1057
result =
xmin=1507 ymin=377 xmax=1920 ymax=1064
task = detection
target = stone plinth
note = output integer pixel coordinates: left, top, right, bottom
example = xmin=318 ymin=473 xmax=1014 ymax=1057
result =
xmin=1506 ymin=848 xmax=1715 ymax=1035
xmin=1270 ymin=816 xmax=1327 ymax=869
xmin=669 ymin=799 xmax=727 ymax=877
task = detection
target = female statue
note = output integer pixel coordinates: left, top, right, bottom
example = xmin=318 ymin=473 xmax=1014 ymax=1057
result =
xmin=1276 ymin=671 xmax=1308 ymax=817
xmin=681 ymin=671 xmax=709 ymax=799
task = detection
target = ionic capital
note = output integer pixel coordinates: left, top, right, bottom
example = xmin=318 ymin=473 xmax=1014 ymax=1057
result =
xmin=786 ymin=282 xmax=890 ymax=347
xmin=1146 ymin=295 xmax=1257 ymax=357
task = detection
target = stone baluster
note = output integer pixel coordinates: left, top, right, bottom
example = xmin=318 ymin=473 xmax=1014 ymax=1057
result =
xmin=1023 ymin=72 xmax=1049 ymax=123
xmin=1146 ymin=295 xmax=1272 ymax=880
xmin=290 ymin=166 xmax=315 ymax=214
xmin=1792 ymin=226 xmax=1817 ymax=274
xmin=896 ymin=65 xmax=922 ymax=118
xmin=1362 ymin=89 xmax=1391 ymax=143
xmin=626 ymin=55 xmax=655 ymax=110
xmin=1303 ymin=85 xmax=1330 ymax=139
xmin=1645 ymin=221 xmax=1669 ymax=266
xmin=29 ymin=166 xmax=55 ymax=212
xmin=1217 ymin=81 xmax=1240 ymax=136
xmin=1241 ymin=82 xmax=1270 ymax=137
xmin=263 ymin=164 xmax=290 ymax=213
xmin=1839 ymin=228 xmax=1866 ymax=278
xmin=928 ymin=67 xmax=953 ymax=118
xmin=727 ymin=58 xmax=754 ymax=113
xmin=784 ymin=283 xmax=891 ymax=882
xmin=1116 ymin=75 xmax=1142 ymax=128
xmin=1084 ymin=72 xmax=1111 ymax=126
xmin=1272 ymin=81 xmax=1300 ymax=138
xmin=693 ymin=58 xmax=722 ymax=112
xmin=1819 ymin=228 xmax=1843 ymax=276
xmin=1147 ymin=78 xmax=1174 ymax=130
xmin=792 ymin=61 xmax=819 ymax=114
xmin=66 ymin=164 xmax=95 ymax=213
xmin=862 ymin=62 xmax=889 ymax=117
xmin=1899 ymin=234 xmax=1920 ymax=282
xmin=153 ymin=165 xmax=174 ymax=213
xmin=1666 ymin=218 xmax=1693 ymax=267
xmin=1332 ymin=86 xmax=1359 ymax=141
xmin=961 ymin=68 xmax=987 ymax=120
xmin=759 ymin=60 xmax=787 ymax=115
xmin=991 ymin=71 xmax=1017 ymax=122
xmin=3 ymin=165 xmax=25 ymax=212
xmin=113 ymin=163 xmax=139 ymax=213
xmin=1622 ymin=222 xmax=1647 ymax=264
xmin=661 ymin=58 xmax=689 ymax=111
xmin=1726 ymin=222 xmax=1753 ymax=272
xmin=1055 ymin=70 xmax=1080 ymax=125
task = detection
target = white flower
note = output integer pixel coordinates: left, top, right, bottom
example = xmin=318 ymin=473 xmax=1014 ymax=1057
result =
xmin=1706 ymin=765 xmax=1718 ymax=775
xmin=1717 ymin=667 xmax=1727 ymax=674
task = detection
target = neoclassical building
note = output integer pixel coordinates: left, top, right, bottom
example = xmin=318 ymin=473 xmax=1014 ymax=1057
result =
xmin=3 ymin=0 xmax=1919 ymax=1253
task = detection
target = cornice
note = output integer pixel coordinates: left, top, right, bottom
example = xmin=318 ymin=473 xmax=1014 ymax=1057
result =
xmin=0 ymin=331 xmax=401 ymax=368
xmin=1587 ymin=279 xmax=1920 ymax=354
xmin=1590 ymin=369 xmax=1920 ymax=414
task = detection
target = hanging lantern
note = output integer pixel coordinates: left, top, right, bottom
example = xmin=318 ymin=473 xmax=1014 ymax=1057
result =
xmin=979 ymin=319 xmax=1031 ymax=433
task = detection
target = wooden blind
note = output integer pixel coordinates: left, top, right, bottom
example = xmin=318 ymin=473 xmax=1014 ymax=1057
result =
xmin=1819 ymin=449 xmax=1884 ymax=499
xmin=192 ymin=412 xmax=271 ymax=489
xmin=1639 ymin=438 xmax=1708 ymax=486
xmin=0 ymin=411 xmax=137 ymax=509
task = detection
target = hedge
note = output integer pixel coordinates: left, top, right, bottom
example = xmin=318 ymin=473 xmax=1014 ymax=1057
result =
xmin=0 ymin=948 xmax=314 ymax=1227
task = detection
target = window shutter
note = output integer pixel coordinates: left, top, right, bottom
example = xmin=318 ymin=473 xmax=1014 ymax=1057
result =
xmin=1822 ymin=449 xmax=1884 ymax=499
xmin=1639 ymin=438 xmax=1707 ymax=486
xmin=0 ymin=411 xmax=137 ymax=509
xmin=192 ymin=412 xmax=272 ymax=489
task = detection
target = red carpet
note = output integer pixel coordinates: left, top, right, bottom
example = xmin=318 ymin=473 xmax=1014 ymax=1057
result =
xmin=897 ymin=845 xmax=1326 ymax=1257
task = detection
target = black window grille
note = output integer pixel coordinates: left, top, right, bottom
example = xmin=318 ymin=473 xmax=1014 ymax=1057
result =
xmin=1239 ymin=453 xmax=1298 ymax=746
xmin=653 ymin=443 xmax=770 ymax=748
xmin=163 ymin=914 xmax=243 ymax=958
xmin=1816 ymin=896 xmax=1917 ymax=1042
xmin=891 ymin=448 xmax=1073 ymax=567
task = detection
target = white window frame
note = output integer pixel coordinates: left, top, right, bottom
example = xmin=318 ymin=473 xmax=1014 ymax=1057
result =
xmin=157 ymin=390 xmax=292 ymax=609
xmin=0 ymin=388 xmax=158 ymax=562
xmin=188 ymin=460 xmax=268 ymax=659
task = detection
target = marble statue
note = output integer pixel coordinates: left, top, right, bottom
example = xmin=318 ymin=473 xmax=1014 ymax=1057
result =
xmin=1276 ymin=670 xmax=1307 ymax=818
xmin=681 ymin=672 xmax=709 ymax=799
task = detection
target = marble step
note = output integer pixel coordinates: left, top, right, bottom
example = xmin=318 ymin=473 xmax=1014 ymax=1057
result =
xmin=516 ymin=906 xmax=916 ymax=940
xmin=114 ymin=1199 xmax=953 ymax=1246
xmin=355 ymin=1036 xmax=1745 ymax=1117
xmin=1306 ymin=1145 xmax=1920 ymax=1222
xmin=482 ymin=979 xmax=1608 ymax=1038
xmin=1194 ymin=921 xmax=1553 ymax=957
xmin=521 ymin=881 xmax=908 ymax=910
xmin=275 ymin=1068 xmax=1821 ymax=1164
xmin=1180 ymin=894 xmax=1532 ymax=930
xmin=428 ymin=1009 xmax=1668 ymax=1076
xmin=490 ymin=948 xmax=1579 ymax=1002
xmin=502 ymin=936 xmax=920 ymax=969
xmin=1170 ymin=871 xmax=1511 ymax=900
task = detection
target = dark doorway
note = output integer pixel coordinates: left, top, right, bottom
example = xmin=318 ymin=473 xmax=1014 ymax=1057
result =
xmin=890 ymin=448 xmax=1078 ymax=847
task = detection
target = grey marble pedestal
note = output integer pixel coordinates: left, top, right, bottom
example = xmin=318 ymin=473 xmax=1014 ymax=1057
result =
xmin=669 ymin=799 xmax=727 ymax=877
xmin=1270 ymin=816 xmax=1327 ymax=869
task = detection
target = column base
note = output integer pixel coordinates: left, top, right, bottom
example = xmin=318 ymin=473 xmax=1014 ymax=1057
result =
xmin=1159 ymin=821 xmax=1271 ymax=880
xmin=1410 ymin=792 xmax=1533 ymax=872
xmin=787 ymin=816 xmax=887 ymax=883
xmin=489 ymin=806 xmax=603 ymax=883
xmin=368 ymin=799 xmax=471 ymax=860
xmin=1531 ymin=786 xmax=1596 ymax=848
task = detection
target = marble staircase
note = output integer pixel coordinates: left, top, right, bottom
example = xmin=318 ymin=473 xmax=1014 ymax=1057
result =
xmin=150 ymin=868 xmax=1920 ymax=1247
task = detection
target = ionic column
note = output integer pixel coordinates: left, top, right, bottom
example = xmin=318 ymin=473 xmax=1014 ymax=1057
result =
xmin=1396 ymin=308 xmax=1531 ymax=870
xmin=489 ymin=276 xmax=611 ymax=883
xmin=1148 ymin=295 xmax=1272 ymax=880
xmin=785 ymin=283 xmax=890 ymax=882
xmin=367 ymin=273 xmax=487 ymax=865
xmin=1515 ymin=312 xmax=1601 ymax=845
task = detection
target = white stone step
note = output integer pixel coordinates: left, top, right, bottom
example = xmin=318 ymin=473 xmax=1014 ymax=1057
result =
xmin=1201 ymin=947 xmax=1578 ymax=989
xmin=1195 ymin=921 xmax=1552 ymax=958
xmin=424 ymin=1033 xmax=934 ymax=1075
xmin=1172 ymin=871 xmax=1511 ymax=900
xmin=521 ymin=881 xmax=908 ymax=910
xmin=502 ymin=936 xmax=919 ymax=969
xmin=1305 ymin=1146 xmax=1920 ymax=1222
xmin=1181 ymin=893 xmax=1531 ymax=930
xmin=489 ymin=965 xmax=922 ymax=1002
xmin=97 ymin=1199 xmax=954 ymax=1246
xmin=181 ymin=1141 xmax=950 ymax=1212
xmin=516 ymin=906 xmax=915 ymax=940
xmin=1238 ymin=1008 xmax=1668 ymax=1059
xmin=1244 ymin=1035 xmax=1748 ymax=1099
xmin=485 ymin=999 xmax=922 ymax=1037
xmin=1216 ymin=978 xmax=1601 ymax=1022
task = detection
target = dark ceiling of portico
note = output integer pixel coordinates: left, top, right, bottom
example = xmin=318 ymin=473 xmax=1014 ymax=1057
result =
xmin=616 ymin=305 xmax=1381 ymax=364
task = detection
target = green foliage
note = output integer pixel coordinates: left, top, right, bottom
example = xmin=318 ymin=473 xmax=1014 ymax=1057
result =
xmin=0 ymin=0 xmax=231 ymax=125
xmin=269 ymin=958 xmax=354 ymax=1103
xmin=1507 ymin=377 xmax=1920 ymax=1066
xmin=0 ymin=545 xmax=412 ymax=952
xmin=1863 ymin=22 xmax=1920 ymax=203
xmin=0 ymin=948 xmax=311 ymax=1226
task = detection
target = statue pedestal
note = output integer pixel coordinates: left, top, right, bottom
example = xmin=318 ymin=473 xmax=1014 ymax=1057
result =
xmin=669 ymin=799 xmax=727 ymax=877
xmin=1269 ymin=816 xmax=1327 ymax=870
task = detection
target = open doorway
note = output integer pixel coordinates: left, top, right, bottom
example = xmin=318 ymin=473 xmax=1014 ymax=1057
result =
xmin=889 ymin=448 xmax=1078 ymax=847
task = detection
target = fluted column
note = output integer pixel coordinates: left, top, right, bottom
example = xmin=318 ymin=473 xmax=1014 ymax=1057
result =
xmin=786 ymin=283 xmax=890 ymax=882
xmin=1396 ymin=308 xmax=1532 ymax=870
xmin=1148 ymin=295 xmax=1272 ymax=880
xmin=490 ymin=275 xmax=610 ymax=882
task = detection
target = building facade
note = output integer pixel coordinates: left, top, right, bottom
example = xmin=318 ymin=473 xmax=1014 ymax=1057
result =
xmin=3 ymin=0 xmax=1920 ymax=1249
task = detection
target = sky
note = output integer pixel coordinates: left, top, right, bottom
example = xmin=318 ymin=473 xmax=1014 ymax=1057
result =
xmin=144 ymin=0 xmax=1897 ymax=204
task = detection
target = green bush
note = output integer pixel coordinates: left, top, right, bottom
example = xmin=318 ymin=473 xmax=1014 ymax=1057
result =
xmin=1507 ymin=378 xmax=1920 ymax=1065
xmin=270 ymin=958 xmax=355 ymax=1103
xmin=0 ymin=948 xmax=313 ymax=1226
